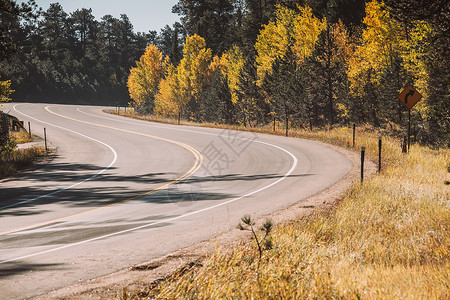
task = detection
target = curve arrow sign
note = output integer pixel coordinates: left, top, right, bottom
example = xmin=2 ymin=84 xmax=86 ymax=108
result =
xmin=398 ymin=85 xmax=422 ymax=109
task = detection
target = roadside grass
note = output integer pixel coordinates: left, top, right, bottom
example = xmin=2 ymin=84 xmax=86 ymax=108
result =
xmin=10 ymin=130 xmax=33 ymax=144
xmin=0 ymin=131 xmax=46 ymax=179
xmin=113 ymin=111 xmax=449 ymax=299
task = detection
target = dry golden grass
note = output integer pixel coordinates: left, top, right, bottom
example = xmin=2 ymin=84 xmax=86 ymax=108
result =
xmin=0 ymin=131 xmax=45 ymax=178
xmin=0 ymin=147 xmax=46 ymax=179
xmin=10 ymin=130 xmax=33 ymax=144
xmin=113 ymin=112 xmax=449 ymax=299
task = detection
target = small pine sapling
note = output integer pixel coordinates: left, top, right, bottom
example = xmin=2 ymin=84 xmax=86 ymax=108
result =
xmin=237 ymin=214 xmax=273 ymax=260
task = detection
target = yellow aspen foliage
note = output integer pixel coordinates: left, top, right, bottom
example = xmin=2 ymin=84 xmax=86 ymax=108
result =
xmin=333 ymin=20 xmax=353 ymax=120
xmin=347 ymin=0 xmax=403 ymax=95
xmin=255 ymin=5 xmax=326 ymax=83
xmin=127 ymin=44 xmax=167 ymax=111
xmin=209 ymin=55 xmax=223 ymax=75
xmin=154 ymin=34 xmax=214 ymax=117
xmin=255 ymin=5 xmax=297 ymax=82
xmin=177 ymin=34 xmax=213 ymax=108
xmin=400 ymin=20 xmax=433 ymax=103
xmin=362 ymin=0 xmax=403 ymax=67
xmin=312 ymin=20 xmax=353 ymax=69
xmin=292 ymin=5 xmax=327 ymax=64
xmin=330 ymin=20 xmax=353 ymax=65
xmin=0 ymin=76 xmax=14 ymax=103
xmin=154 ymin=64 xmax=181 ymax=117
xmin=348 ymin=1 xmax=434 ymax=118
xmin=218 ymin=46 xmax=245 ymax=104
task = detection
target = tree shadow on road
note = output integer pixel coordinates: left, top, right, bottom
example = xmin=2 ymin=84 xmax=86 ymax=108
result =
xmin=0 ymin=159 xmax=313 ymax=216
xmin=0 ymin=261 xmax=65 ymax=278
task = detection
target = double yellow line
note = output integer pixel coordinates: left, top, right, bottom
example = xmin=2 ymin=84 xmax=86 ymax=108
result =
xmin=0 ymin=106 xmax=203 ymax=236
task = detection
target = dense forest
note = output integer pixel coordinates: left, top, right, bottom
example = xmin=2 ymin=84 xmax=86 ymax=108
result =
xmin=0 ymin=0 xmax=185 ymax=104
xmin=0 ymin=0 xmax=448 ymax=146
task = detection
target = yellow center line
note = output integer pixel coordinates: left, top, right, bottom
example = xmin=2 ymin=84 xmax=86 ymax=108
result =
xmin=0 ymin=106 xmax=203 ymax=236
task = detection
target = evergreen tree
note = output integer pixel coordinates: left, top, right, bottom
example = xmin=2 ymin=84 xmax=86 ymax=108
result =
xmin=40 ymin=3 xmax=70 ymax=60
xmin=308 ymin=0 xmax=368 ymax=28
xmin=0 ymin=0 xmax=41 ymax=58
xmin=200 ymin=71 xmax=235 ymax=123
xmin=70 ymin=8 xmax=96 ymax=59
xmin=156 ymin=22 xmax=184 ymax=64
xmin=236 ymin=57 xmax=268 ymax=127
xmin=385 ymin=0 xmax=449 ymax=146
xmin=240 ymin=0 xmax=279 ymax=56
xmin=263 ymin=47 xmax=303 ymax=132
xmin=305 ymin=21 xmax=352 ymax=125
xmin=173 ymin=0 xmax=237 ymax=55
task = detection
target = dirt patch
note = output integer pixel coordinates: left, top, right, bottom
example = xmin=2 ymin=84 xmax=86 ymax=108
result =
xmin=31 ymin=143 xmax=376 ymax=299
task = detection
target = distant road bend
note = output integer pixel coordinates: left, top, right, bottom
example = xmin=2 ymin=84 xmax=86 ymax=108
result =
xmin=0 ymin=103 xmax=352 ymax=299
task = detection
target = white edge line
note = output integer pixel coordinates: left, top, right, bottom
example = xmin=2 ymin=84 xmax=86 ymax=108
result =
xmin=1 ymin=144 xmax=297 ymax=264
xmin=0 ymin=106 xmax=297 ymax=264
xmin=0 ymin=105 xmax=118 ymax=210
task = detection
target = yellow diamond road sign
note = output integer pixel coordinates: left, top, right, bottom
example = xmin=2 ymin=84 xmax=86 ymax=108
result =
xmin=398 ymin=85 xmax=422 ymax=109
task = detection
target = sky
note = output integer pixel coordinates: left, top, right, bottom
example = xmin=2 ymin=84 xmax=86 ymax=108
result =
xmin=31 ymin=0 xmax=181 ymax=33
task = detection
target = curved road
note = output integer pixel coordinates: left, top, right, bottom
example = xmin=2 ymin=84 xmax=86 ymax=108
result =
xmin=0 ymin=103 xmax=352 ymax=299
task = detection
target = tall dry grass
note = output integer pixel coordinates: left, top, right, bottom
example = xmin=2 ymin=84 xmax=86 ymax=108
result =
xmin=1 ymin=131 xmax=45 ymax=179
xmin=0 ymin=147 xmax=46 ymax=179
xmin=10 ymin=130 xmax=33 ymax=144
xmin=118 ymin=123 xmax=449 ymax=299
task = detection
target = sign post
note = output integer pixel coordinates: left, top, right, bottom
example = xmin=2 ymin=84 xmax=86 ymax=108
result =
xmin=408 ymin=109 xmax=411 ymax=151
xmin=398 ymin=85 xmax=422 ymax=152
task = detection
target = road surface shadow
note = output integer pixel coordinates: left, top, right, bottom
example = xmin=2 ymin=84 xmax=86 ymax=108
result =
xmin=0 ymin=220 xmax=175 ymax=248
xmin=0 ymin=261 xmax=65 ymax=278
xmin=0 ymin=160 xmax=313 ymax=216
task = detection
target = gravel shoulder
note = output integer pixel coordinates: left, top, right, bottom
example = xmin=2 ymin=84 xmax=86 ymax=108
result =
xmin=31 ymin=142 xmax=376 ymax=300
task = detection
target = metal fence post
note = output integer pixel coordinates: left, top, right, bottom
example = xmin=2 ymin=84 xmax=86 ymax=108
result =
xmin=361 ymin=147 xmax=365 ymax=183
xmin=353 ymin=124 xmax=356 ymax=147
xmin=44 ymin=128 xmax=48 ymax=152
xmin=378 ymin=137 xmax=382 ymax=173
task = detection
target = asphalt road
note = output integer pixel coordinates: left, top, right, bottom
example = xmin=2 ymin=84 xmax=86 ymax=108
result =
xmin=0 ymin=103 xmax=352 ymax=299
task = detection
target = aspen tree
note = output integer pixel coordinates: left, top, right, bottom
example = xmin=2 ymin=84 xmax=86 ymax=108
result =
xmin=127 ymin=44 xmax=167 ymax=113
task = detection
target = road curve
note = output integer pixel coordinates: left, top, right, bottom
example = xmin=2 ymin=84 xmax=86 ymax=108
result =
xmin=0 ymin=103 xmax=352 ymax=299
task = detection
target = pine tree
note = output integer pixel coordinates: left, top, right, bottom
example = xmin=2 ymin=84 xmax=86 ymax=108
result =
xmin=385 ymin=0 xmax=449 ymax=146
xmin=236 ymin=56 xmax=268 ymax=127
xmin=0 ymin=0 xmax=41 ymax=58
xmin=70 ymin=8 xmax=96 ymax=59
xmin=263 ymin=47 xmax=303 ymax=134
xmin=172 ymin=0 xmax=236 ymax=55
xmin=305 ymin=21 xmax=352 ymax=125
